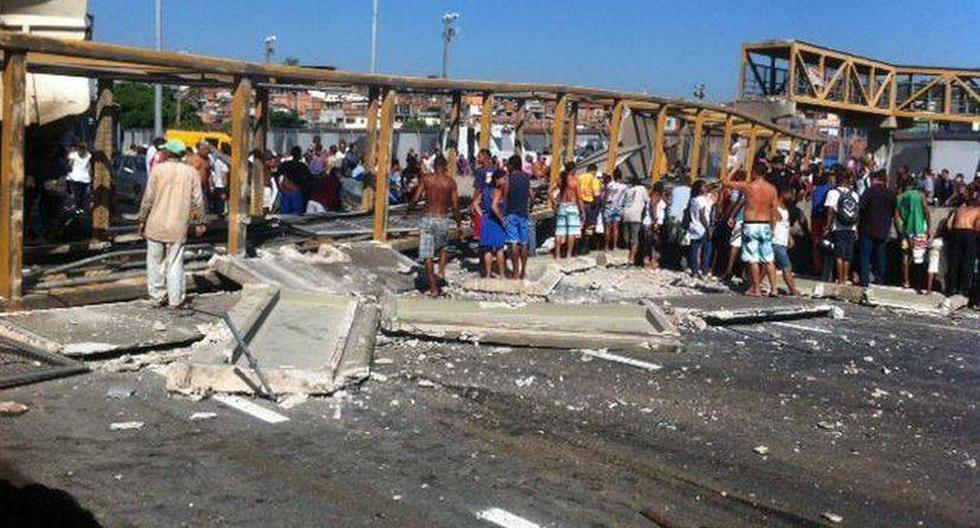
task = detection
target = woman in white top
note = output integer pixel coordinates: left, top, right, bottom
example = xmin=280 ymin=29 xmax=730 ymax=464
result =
xmin=66 ymin=144 xmax=92 ymax=210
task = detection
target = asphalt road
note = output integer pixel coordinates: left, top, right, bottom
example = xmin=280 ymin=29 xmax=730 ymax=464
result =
xmin=1 ymin=296 xmax=977 ymax=527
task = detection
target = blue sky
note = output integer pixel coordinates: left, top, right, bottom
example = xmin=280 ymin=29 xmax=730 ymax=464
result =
xmin=90 ymin=0 xmax=980 ymax=101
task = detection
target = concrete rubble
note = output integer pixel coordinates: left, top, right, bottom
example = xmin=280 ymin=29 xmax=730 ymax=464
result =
xmin=161 ymin=286 xmax=378 ymax=396
xmin=0 ymin=299 xmax=207 ymax=357
xmin=211 ymin=241 xmax=418 ymax=296
xmin=380 ymin=295 xmax=681 ymax=353
xmin=458 ymin=250 xmax=643 ymax=297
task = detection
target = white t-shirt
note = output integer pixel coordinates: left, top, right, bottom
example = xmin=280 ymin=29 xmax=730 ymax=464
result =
xmin=211 ymin=156 xmax=229 ymax=189
xmin=773 ymin=206 xmax=790 ymax=246
xmin=653 ymin=199 xmax=666 ymax=227
xmin=824 ymin=186 xmax=858 ymax=232
xmin=622 ymin=185 xmax=650 ymax=223
xmin=687 ymin=194 xmax=713 ymax=239
xmin=67 ymin=151 xmax=91 ymax=184
xmin=604 ymin=180 xmax=627 ymax=209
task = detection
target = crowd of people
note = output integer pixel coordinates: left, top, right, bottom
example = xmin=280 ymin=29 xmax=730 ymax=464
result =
xmin=96 ymin=131 xmax=980 ymax=307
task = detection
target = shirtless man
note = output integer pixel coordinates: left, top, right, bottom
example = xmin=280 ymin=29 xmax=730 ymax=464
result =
xmin=945 ymin=198 xmax=980 ymax=297
xmin=550 ymin=161 xmax=584 ymax=259
xmin=188 ymin=142 xmax=213 ymax=211
xmin=411 ymin=154 xmax=460 ymax=296
xmin=722 ymin=161 xmax=781 ymax=296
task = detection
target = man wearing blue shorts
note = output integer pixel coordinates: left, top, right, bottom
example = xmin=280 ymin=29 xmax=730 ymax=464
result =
xmin=722 ymin=161 xmax=781 ymax=297
xmin=501 ymin=155 xmax=533 ymax=279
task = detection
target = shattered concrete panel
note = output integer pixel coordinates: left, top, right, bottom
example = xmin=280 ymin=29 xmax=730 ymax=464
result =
xmin=0 ymin=300 xmax=208 ymax=357
xmin=865 ymin=285 xmax=966 ymax=315
xmin=165 ymin=290 xmax=377 ymax=395
xmin=461 ymin=264 xmax=563 ymax=296
xmin=795 ymin=278 xmax=865 ymax=303
xmin=212 ymin=241 xmax=417 ymax=296
xmin=380 ymin=296 xmax=680 ymax=353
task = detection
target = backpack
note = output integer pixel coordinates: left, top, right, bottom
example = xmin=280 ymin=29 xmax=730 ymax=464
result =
xmin=835 ymin=189 xmax=859 ymax=227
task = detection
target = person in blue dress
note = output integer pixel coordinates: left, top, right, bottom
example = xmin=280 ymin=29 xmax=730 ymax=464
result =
xmin=475 ymin=166 xmax=507 ymax=277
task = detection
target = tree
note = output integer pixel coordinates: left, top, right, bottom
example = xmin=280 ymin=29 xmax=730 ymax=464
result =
xmin=115 ymin=82 xmax=203 ymax=130
xmin=270 ymin=109 xmax=304 ymax=128
xmin=283 ymin=56 xmax=301 ymax=66
xmin=400 ymin=117 xmax=438 ymax=132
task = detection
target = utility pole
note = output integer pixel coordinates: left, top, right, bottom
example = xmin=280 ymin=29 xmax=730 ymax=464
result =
xmin=441 ymin=12 xmax=459 ymax=79
xmin=153 ymin=0 xmax=163 ymax=137
xmin=370 ymin=0 xmax=379 ymax=73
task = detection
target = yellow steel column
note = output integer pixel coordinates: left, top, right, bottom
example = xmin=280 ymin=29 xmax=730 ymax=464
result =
xmin=565 ymin=101 xmax=579 ymax=163
xmin=92 ymin=79 xmax=117 ymax=239
xmin=447 ymin=92 xmax=462 ymax=179
xmin=721 ymin=115 xmax=734 ymax=176
xmin=250 ymin=87 xmax=268 ymax=218
xmin=548 ymin=95 xmax=568 ymax=187
xmin=228 ymin=76 xmax=253 ymax=256
xmin=650 ymin=105 xmax=669 ymax=181
xmin=514 ymin=99 xmax=527 ymax=157
xmin=605 ymin=100 xmax=626 ymax=177
xmin=364 ymin=87 xmax=381 ymax=172
xmin=743 ymin=124 xmax=758 ymax=173
xmin=689 ymin=112 xmax=705 ymax=181
xmin=372 ymin=89 xmax=396 ymax=241
xmin=479 ymin=92 xmax=493 ymax=151
xmin=0 ymin=49 xmax=26 ymax=302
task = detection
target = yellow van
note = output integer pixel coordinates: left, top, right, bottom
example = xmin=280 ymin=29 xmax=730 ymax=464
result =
xmin=165 ymin=130 xmax=233 ymax=152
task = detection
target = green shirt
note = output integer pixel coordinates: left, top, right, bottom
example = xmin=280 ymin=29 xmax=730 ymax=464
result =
xmin=897 ymin=189 xmax=927 ymax=236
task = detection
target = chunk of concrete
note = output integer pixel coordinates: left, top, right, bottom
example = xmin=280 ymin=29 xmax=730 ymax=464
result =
xmin=165 ymin=290 xmax=377 ymax=395
xmin=461 ymin=264 xmax=563 ymax=296
xmin=700 ymin=303 xmax=839 ymax=326
xmin=0 ymin=299 xmax=206 ymax=357
xmin=594 ymin=249 xmax=632 ymax=267
xmin=380 ymin=296 xmax=680 ymax=353
xmin=795 ymin=278 xmax=865 ymax=303
xmin=212 ymin=241 xmax=417 ymax=296
xmin=865 ymin=285 xmax=963 ymax=315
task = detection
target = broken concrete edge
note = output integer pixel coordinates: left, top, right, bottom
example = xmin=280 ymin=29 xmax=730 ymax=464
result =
xmin=334 ymin=302 xmax=378 ymax=381
xmin=699 ymin=304 xmax=839 ymax=326
xmin=641 ymin=300 xmax=681 ymax=337
xmin=0 ymin=318 xmax=66 ymax=355
xmin=158 ymin=362 xmax=359 ymax=396
xmin=460 ymin=267 xmax=563 ymax=297
xmin=381 ymin=320 xmax=681 ymax=354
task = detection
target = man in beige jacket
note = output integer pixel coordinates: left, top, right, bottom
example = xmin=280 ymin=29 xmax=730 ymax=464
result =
xmin=138 ymin=139 xmax=206 ymax=307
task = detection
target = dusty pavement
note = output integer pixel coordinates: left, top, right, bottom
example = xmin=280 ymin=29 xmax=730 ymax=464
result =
xmin=0 ymin=293 xmax=978 ymax=527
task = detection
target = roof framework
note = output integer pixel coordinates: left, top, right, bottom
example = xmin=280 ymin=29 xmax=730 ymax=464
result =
xmin=0 ymin=32 xmax=821 ymax=304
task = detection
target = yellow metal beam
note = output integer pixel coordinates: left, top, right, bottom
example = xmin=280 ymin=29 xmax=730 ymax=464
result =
xmin=721 ymin=115 xmax=734 ymax=175
xmin=479 ymin=92 xmax=493 ymax=150
xmin=0 ymin=50 xmax=25 ymax=301
xmin=651 ymin=105 xmax=669 ymax=181
xmin=250 ymin=86 xmax=268 ymax=217
xmin=364 ymin=86 xmax=380 ymax=172
xmin=447 ymin=92 xmax=462 ymax=179
xmin=92 ymin=79 xmax=115 ymax=238
xmin=565 ymin=101 xmax=579 ymax=163
xmin=549 ymin=94 xmax=568 ymax=187
xmin=372 ymin=89 xmax=396 ymax=241
xmin=744 ymin=124 xmax=758 ymax=173
xmin=228 ymin=76 xmax=252 ymax=256
xmin=689 ymin=112 xmax=705 ymax=181
xmin=605 ymin=100 xmax=626 ymax=177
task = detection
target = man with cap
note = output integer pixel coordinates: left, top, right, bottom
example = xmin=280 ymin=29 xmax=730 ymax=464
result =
xmin=138 ymin=139 xmax=207 ymax=308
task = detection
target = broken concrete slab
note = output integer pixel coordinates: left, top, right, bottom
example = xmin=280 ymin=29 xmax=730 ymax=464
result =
xmin=698 ymin=303 xmax=840 ymax=326
xmin=380 ymin=296 xmax=680 ymax=353
xmin=795 ymin=278 xmax=866 ymax=303
xmin=865 ymin=285 xmax=966 ymax=315
xmin=163 ymin=290 xmax=377 ymax=395
xmin=0 ymin=299 xmax=211 ymax=357
xmin=212 ymin=241 xmax=417 ymax=296
xmin=460 ymin=264 xmax=563 ymax=296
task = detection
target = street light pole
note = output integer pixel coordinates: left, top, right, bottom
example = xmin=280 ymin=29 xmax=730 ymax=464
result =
xmin=153 ymin=0 xmax=163 ymax=137
xmin=441 ymin=12 xmax=459 ymax=79
xmin=370 ymin=0 xmax=379 ymax=73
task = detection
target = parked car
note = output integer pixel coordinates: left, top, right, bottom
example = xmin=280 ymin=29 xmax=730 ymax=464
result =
xmin=113 ymin=154 xmax=148 ymax=215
